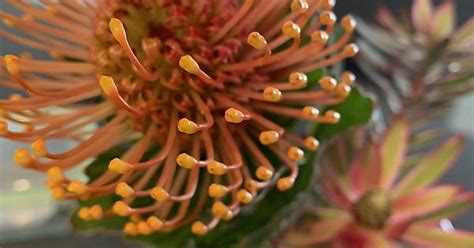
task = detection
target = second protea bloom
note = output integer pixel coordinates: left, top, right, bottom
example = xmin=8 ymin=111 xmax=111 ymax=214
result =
xmin=278 ymin=119 xmax=474 ymax=247
xmin=0 ymin=0 xmax=357 ymax=236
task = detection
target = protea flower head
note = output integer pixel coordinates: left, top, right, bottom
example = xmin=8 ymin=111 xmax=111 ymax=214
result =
xmin=277 ymin=118 xmax=474 ymax=247
xmin=356 ymin=0 xmax=474 ymax=126
xmin=0 ymin=0 xmax=358 ymax=236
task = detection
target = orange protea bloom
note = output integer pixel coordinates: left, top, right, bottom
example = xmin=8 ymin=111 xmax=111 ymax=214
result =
xmin=0 ymin=0 xmax=357 ymax=235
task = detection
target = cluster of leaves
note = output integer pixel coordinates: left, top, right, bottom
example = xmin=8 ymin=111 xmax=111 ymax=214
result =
xmin=356 ymin=0 xmax=474 ymax=130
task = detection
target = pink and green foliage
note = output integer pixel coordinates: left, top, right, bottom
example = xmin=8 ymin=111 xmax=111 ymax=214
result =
xmin=357 ymin=0 xmax=474 ymax=128
xmin=277 ymin=118 xmax=474 ymax=248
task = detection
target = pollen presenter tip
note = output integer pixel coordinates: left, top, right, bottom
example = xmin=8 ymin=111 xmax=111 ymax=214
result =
xmin=108 ymin=158 xmax=133 ymax=174
xmin=178 ymin=118 xmax=199 ymax=134
xmin=179 ymin=55 xmax=200 ymax=75
xmin=176 ymin=153 xmax=198 ymax=169
xmin=247 ymin=32 xmax=267 ymax=50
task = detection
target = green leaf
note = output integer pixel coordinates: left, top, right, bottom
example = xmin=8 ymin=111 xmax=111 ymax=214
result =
xmin=433 ymin=1 xmax=455 ymax=40
xmin=312 ymin=88 xmax=373 ymax=141
xmin=379 ymin=119 xmax=409 ymax=189
xmin=392 ymin=135 xmax=465 ymax=199
xmin=412 ymin=0 xmax=433 ymax=34
xmin=404 ymin=225 xmax=474 ymax=248
xmin=392 ymin=185 xmax=460 ymax=221
xmin=280 ymin=217 xmax=351 ymax=247
xmin=451 ymin=17 xmax=474 ymax=49
xmin=416 ymin=193 xmax=474 ymax=223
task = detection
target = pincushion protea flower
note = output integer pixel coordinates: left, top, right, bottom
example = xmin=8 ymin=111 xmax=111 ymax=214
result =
xmin=277 ymin=119 xmax=474 ymax=247
xmin=356 ymin=0 xmax=474 ymax=126
xmin=0 ymin=0 xmax=358 ymax=236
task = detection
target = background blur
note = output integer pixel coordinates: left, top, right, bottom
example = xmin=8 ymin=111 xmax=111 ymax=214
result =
xmin=0 ymin=1 xmax=473 ymax=247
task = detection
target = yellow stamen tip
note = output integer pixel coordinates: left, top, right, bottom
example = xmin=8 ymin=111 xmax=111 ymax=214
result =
xmin=176 ymin=153 xmax=198 ymax=169
xmin=225 ymin=108 xmax=245 ymax=123
xmin=207 ymin=161 xmax=227 ymax=175
xmin=311 ymin=30 xmax=329 ymax=45
xmin=319 ymin=76 xmax=337 ymax=90
xmin=124 ymin=222 xmax=138 ymax=235
xmin=322 ymin=0 xmax=336 ymax=10
xmin=9 ymin=93 xmax=22 ymax=101
xmin=282 ymin=21 xmax=301 ymax=38
xmin=109 ymin=18 xmax=126 ymax=41
xmin=320 ymin=11 xmax=337 ymax=26
xmin=343 ymin=43 xmax=360 ymax=57
xmin=99 ymin=75 xmax=118 ymax=97
xmin=291 ymin=0 xmax=309 ymax=14
xmin=304 ymin=137 xmax=320 ymax=151
xmin=13 ymin=148 xmax=33 ymax=167
xmin=212 ymin=201 xmax=230 ymax=218
xmin=222 ymin=210 xmax=234 ymax=221
xmin=208 ymin=183 xmax=229 ymax=198
xmin=256 ymin=166 xmax=274 ymax=181
xmin=178 ymin=118 xmax=199 ymax=134
xmin=90 ymin=205 xmax=104 ymax=220
xmin=325 ymin=110 xmax=341 ymax=123
xmin=78 ymin=207 xmax=92 ymax=221
xmin=31 ymin=139 xmax=47 ymax=157
xmin=113 ymin=201 xmax=132 ymax=217
xmin=147 ymin=216 xmax=163 ymax=231
xmin=51 ymin=186 xmax=66 ymax=200
xmin=3 ymin=18 xmax=15 ymax=27
xmin=47 ymin=166 xmax=65 ymax=184
xmin=192 ymin=221 xmax=208 ymax=236
xmin=4 ymin=54 xmax=20 ymax=75
xmin=47 ymin=166 xmax=63 ymax=178
xmin=67 ymin=180 xmax=88 ymax=195
xmin=263 ymin=87 xmax=282 ymax=102
xmin=247 ymin=32 xmax=267 ymax=50
xmin=342 ymin=71 xmax=356 ymax=85
xmin=277 ymin=177 xmax=295 ymax=191
xmin=237 ymin=189 xmax=253 ymax=204
xmin=150 ymin=186 xmax=170 ymax=202
xmin=336 ymin=83 xmax=352 ymax=97
xmin=259 ymin=131 xmax=280 ymax=145
xmin=116 ymin=182 xmax=135 ymax=198
xmin=341 ymin=15 xmax=357 ymax=32
xmin=289 ymin=72 xmax=308 ymax=87
xmin=302 ymin=106 xmax=320 ymax=118
xmin=137 ymin=221 xmax=152 ymax=235
xmin=108 ymin=158 xmax=133 ymax=174
xmin=179 ymin=55 xmax=200 ymax=75
xmin=288 ymin=146 xmax=305 ymax=161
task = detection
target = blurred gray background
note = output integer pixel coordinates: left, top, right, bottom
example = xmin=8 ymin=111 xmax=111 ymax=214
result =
xmin=0 ymin=0 xmax=473 ymax=247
